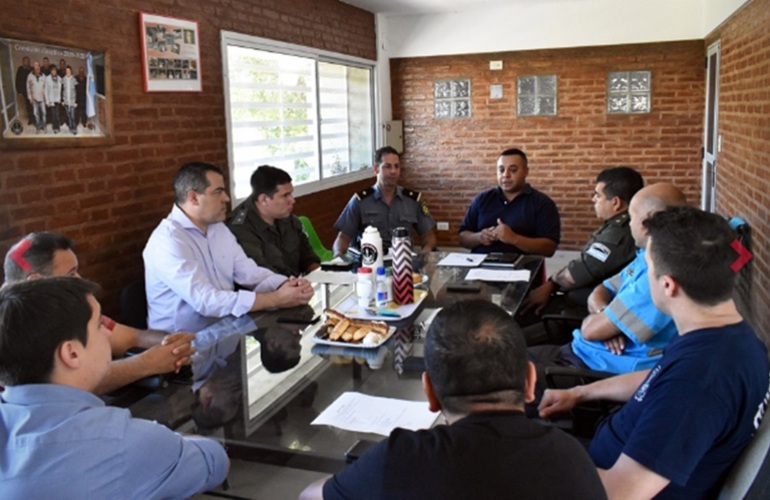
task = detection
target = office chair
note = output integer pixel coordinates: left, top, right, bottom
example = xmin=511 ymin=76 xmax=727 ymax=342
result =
xmin=298 ymin=215 xmax=334 ymax=262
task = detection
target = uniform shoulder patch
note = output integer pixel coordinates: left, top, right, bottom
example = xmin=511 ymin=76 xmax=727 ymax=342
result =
xmin=403 ymin=188 xmax=422 ymax=202
xmin=355 ymin=188 xmax=374 ymax=201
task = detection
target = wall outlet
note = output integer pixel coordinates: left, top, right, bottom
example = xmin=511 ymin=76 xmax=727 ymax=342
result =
xmin=437 ymin=222 xmax=449 ymax=231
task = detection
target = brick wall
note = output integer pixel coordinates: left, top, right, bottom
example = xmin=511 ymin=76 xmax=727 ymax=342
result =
xmin=0 ymin=0 xmax=375 ymax=315
xmin=391 ymin=40 xmax=705 ymax=250
xmin=707 ymin=0 xmax=770 ymax=344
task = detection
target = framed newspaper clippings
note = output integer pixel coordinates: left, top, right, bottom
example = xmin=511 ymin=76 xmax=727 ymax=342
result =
xmin=139 ymin=12 xmax=202 ymax=92
xmin=0 ymin=36 xmax=113 ymax=149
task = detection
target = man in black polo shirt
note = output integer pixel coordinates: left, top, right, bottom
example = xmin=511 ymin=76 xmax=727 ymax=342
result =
xmin=300 ymin=300 xmax=606 ymax=500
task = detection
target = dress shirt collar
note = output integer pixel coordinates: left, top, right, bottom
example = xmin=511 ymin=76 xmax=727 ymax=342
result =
xmin=169 ymin=203 xmax=205 ymax=235
xmin=1 ymin=383 xmax=104 ymax=407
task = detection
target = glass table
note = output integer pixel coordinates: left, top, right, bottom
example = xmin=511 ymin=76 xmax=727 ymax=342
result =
xmin=122 ymin=252 xmax=543 ymax=477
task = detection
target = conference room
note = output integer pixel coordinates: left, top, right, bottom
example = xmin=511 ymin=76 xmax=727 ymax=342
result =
xmin=1 ymin=0 xmax=769 ymax=498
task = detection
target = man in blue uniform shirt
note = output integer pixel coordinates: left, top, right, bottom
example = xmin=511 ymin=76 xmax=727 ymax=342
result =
xmin=0 ymin=278 xmax=229 ymax=497
xmin=539 ymin=206 xmax=770 ymax=499
xmin=333 ymin=146 xmax=437 ymax=256
xmin=459 ymin=147 xmax=560 ymax=256
xmin=529 ymin=184 xmax=685 ymax=375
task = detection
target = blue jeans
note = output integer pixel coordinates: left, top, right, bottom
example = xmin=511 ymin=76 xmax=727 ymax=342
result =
xmin=66 ymin=105 xmax=77 ymax=133
xmin=32 ymin=100 xmax=46 ymax=131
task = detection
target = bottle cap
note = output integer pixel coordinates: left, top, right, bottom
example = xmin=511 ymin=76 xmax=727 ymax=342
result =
xmin=376 ymin=266 xmax=385 ymax=275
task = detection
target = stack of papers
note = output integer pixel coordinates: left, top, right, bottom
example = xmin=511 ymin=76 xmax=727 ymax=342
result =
xmin=305 ymin=269 xmax=357 ymax=285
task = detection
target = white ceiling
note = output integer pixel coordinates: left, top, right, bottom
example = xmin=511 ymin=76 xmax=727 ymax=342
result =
xmin=340 ymin=0 xmax=552 ymax=15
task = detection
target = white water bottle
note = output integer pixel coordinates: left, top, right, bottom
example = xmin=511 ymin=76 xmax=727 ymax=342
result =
xmin=375 ymin=266 xmax=389 ymax=307
xmin=360 ymin=225 xmax=384 ymax=272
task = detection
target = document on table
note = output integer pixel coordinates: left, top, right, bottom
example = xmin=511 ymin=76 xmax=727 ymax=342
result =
xmin=304 ymin=269 xmax=357 ymax=285
xmin=311 ymin=392 xmax=438 ymax=436
xmin=437 ymin=253 xmax=486 ymax=267
xmin=465 ymin=268 xmax=531 ymax=282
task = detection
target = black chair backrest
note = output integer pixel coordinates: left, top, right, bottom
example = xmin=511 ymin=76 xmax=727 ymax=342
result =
xmin=120 ymin=279 xmax=147 ymax=330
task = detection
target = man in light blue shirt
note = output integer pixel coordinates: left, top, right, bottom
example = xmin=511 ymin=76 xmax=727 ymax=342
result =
xmin=0 ymin=278 xmax=229 ymax=498
xmin=144 ymin=162 xmax=314 ymax=333
xmin=530 ymin=184 xmax=687 ymax=375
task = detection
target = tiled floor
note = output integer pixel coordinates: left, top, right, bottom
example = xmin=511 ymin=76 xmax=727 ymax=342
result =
xmin=196 ymin=249 xmax=581 ymax=500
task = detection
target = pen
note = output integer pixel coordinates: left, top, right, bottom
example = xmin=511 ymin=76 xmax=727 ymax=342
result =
xmin=466 ymin=257 xmax=474 ymax=262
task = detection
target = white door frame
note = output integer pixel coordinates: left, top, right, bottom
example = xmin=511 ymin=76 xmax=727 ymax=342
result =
xmin=702 ymin=41 xmax=721 ymax=212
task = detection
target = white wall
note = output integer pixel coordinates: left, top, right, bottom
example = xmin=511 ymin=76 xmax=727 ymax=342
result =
xmin=381 ymin=0 xmax=705 ymax=58
xmin=374 ymin=0 xmax=749 ymax=124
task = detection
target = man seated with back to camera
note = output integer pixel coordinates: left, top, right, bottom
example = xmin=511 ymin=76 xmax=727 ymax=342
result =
xmin=3 ymin=232 xmax=195 ymax=394
xmin=143 ymin=162 xmax=314 ymax=333
xmin=0 ymin=278 xmax=229 ymax=497
xmin=300 ymin=300 xmax=606 ymax=500
xmin=539 ymin=206 xmax=770 ymax=499
xmin=227 ymin=165 xmax=320 ymax=277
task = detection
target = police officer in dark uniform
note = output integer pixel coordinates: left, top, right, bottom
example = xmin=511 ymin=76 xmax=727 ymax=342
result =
xmin=333 ymin=146 xmax=436 ymax=256
xmin=520 ymin=167 xmax=644 ymax=335
xmin=227 ymin=166 xmax=320 ymax=277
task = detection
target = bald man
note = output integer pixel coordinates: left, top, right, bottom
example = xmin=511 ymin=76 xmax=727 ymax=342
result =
xmin=530 ymin=184 xmax=688 ymax=376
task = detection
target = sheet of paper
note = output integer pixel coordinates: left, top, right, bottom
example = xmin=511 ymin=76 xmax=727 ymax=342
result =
xmin=437 ymin=252 xmax=486 ymax=267
xmin=311 ymin=392 xmax=438 ymax=436
xmin=465 ymin=268 xmax=531 ymax=282
xmin=304 ymin=269 xmax=357 ymax=285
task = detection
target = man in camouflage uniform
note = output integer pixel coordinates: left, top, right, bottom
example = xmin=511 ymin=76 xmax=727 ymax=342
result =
xmin=333 ymin=146 xmax=436 ymax=255
xmin=519 ymin=167 xmax=644 ymax=343
xmin=227 ymin=165 xmax=320 ymax=277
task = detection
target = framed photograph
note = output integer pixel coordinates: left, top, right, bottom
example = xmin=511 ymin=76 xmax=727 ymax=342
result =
xmin=139 ymin=12 xmax=202 ymax=92
xmin=0 ymin=36 xmax=112 ymax=149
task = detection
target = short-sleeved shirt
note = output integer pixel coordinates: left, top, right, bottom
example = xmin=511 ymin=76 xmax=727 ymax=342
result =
xmin=226 ymin=195 xmax=319 ymax=277
xmin=567 ymin=211 xmax=635 ymax=291
xmin=571 ymin=249 xmax=677 ymax=373
xmin=334 ymin=184 xmax=435 ymax=250
xmin=323 ymin=411 xmax=606 ymax=500
xmin=0 ymin=384 xmax=229 ymax=498
xmin=590 ymin=322 xmax=770 ymax=499
xmin=459 ymin=185 xmax=561 ymax=254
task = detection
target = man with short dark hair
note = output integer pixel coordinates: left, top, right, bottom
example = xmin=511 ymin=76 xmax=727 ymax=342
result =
xmin=143 ymin=162 xmax=314 ymax=333
xmin=520 ymin=166 xmax=643 ymax=340
xmin=3 ymin=232 xmax=195 ymax=394
xmin=459 ymin=148 xmax=560 ymax=256
xmin=530 ymin=184 xmax=685 ymax=375
xmin=540 ymin=206 xmax=770 ymax=498
xmin=333 ymin=146 xmax=437 ymax=256
xmin=227 ymin=165 xmax=320 ymax=276
xmin=14 ymin=55 xmax=34 ymax=126
xmin=300 ymin=300 xmax=606 ymax=500
xmin=0 ymin=278 xmax=229 ymax=497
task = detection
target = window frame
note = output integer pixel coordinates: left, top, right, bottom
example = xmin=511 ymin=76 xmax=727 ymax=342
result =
xmin=221 ymin=31 xmax=378 ymax=204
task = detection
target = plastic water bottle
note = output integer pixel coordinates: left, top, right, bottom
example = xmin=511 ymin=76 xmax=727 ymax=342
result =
xmin=385 ymin=268 xmax=394 ymax=303
xmin=360 ymin=226 xmax=384 ymax=273
xmin=391 ymin=227 xmax=413 ymax=305
xmin=356 ymin=267 xmax=374 ymax=307
xmin=375 ymin=266 xmax=389 ymax=307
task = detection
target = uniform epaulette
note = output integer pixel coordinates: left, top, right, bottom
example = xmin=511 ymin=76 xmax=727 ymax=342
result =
xmin=402 ymin=188 xmax=422 ymax=202
xmin=230 ymin=206 xmax=248 ymax=225
xmin=355 ymin=188 xmax=374 ymax=201
xmin=610 ymin=211 xmax=630 ymax=226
